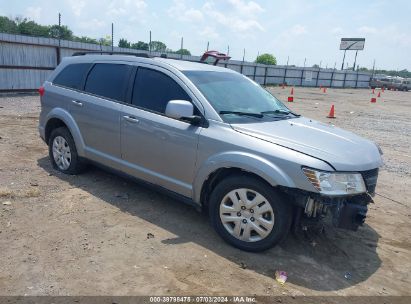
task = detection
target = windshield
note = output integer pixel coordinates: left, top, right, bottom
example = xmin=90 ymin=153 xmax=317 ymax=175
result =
xmin=183 ymin=71 xmax=294 ymax=123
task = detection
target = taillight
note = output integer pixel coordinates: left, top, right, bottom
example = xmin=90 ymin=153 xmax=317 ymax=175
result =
xmin=38 ymin=86 xmax=45 ymax=97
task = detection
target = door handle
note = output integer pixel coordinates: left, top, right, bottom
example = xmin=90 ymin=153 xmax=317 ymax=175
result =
xmin=71 ymin=100 xmax=83 ymax=107
xmin=123 ymin=115 xmax=139 ymax=123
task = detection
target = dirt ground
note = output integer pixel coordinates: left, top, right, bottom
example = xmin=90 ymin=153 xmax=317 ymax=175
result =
xmin=0 ymin=87 xmax=410 ymax=297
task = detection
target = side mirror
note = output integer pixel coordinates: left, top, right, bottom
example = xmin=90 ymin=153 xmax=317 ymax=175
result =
xmin=165 ymin=100 xmax=201 ymax=125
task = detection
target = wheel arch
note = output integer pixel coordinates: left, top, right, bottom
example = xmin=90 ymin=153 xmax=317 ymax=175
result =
xmin=44 ymin=108 xmax=86 ymax=156
xmin=193 ymin=152 xmax=296 ymax=207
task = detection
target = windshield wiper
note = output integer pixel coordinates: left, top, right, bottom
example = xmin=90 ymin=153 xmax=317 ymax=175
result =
xmin=219 ymin=111 xmax=264 ymax=118
xmin=261 ymin=110 xmax=301 ymax=117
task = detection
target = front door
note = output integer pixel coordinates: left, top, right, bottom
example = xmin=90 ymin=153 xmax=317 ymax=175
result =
xmin=120 ymin=66 xmax=201 ymax=197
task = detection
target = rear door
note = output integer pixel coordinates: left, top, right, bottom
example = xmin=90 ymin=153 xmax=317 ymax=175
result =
xmin=71 ymin=62 xmax=132 ymax=164
xmin=120 ymin=66 xmax=202 ymax=197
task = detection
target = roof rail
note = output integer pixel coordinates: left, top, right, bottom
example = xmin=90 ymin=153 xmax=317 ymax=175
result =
xmin=72 ymin=51 xmax=150 ymax=58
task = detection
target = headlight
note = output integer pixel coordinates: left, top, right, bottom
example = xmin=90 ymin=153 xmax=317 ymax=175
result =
xmin=302 ymin=167 xmax=366 ymax=196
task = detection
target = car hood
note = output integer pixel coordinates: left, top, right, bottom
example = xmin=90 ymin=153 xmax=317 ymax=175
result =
xmin=231 ymin=117 xmax=382 ymax=171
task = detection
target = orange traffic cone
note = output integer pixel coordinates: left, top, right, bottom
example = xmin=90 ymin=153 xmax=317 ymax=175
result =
xmin=287 ymin=96 xmax=294 ymax=102
xmin=290 ymin=87 xmax=294 ymax=95
xmin=377 ymin=92 xmax=381 ymax=98
xmin=370 ymin=97 xmax=377 ymax=103
xmin=372 ymin=88 xmax=375 ymax=94
xmin=327 ymin=104 xmax=335 ymax=118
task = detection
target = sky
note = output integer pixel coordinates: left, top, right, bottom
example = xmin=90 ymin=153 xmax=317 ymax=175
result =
xmin=1 ymin=0 xmax=410 ymax=70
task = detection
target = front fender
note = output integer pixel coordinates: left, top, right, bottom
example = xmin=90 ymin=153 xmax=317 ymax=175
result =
xmin=45 ymin=108 xmax=86 ymax=157
xmin=192 ymin=151 xmax=296 ymax=204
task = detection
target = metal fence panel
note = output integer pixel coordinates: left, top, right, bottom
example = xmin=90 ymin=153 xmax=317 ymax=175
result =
xmin=0 ymin=32 xmax=372 ymax=91
xmin=0 ymin=43 xmax=56 ymax=67
xmin=0 ymin=69 xmax=49 ymax=90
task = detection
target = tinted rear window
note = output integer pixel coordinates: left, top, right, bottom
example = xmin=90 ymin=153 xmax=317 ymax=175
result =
xmin=132 ymin=68 xmax=191 ymax=113
xmin=84 ymin=63 xmax=132 ymax=101
xmin=53 ymin=63 xmax=91 ymax=90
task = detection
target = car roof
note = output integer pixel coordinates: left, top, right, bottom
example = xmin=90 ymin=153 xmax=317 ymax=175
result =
xmin=154 ymin=57 xmax=233 ymax=72
xmin=64 ymin=54 xmax=234 ymax=73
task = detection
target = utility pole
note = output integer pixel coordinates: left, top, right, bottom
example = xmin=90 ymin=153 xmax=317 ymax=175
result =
xmin=371 ymin=59 xmax=376 ymax=78
xmin=180 ymin=37 xmax=183 ymax=58
xmin=286 ymin=56 xmax=289 ymax=66
xmin=319 ymin=60 xmax=322 ymax=68
xmin=57 ymin=12 xmax=61 ymax=64
xmin=303 ymin=57 xmax=306 ymax=68
xmin=206 ymin=41 xmax=209 ymax=52
xmin=111 ymin=23 xmax=114 ymax=52
xmin=242 ymin=48 xmax=245 ymax=62
xmin=149 ymin=30 xmax=152 ymax=53
xmin=227 ymin=45 xmax=230 ymax=56
xmin=58 ymin=13 xmax=61 ymax=47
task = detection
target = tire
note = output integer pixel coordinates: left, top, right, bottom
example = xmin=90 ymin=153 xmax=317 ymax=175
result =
xmin=209 ymin=175 xmax=292 ymax=252
xmin=48 ymin=127 xmax=86 ymax=174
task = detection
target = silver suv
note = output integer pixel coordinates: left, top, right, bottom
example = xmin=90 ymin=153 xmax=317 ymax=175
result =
xmin=38 ymin=52 xmax=383 ymax=252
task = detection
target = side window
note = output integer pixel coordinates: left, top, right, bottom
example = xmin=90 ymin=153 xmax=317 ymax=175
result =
xmin=53 ymin=63 xmax=92 ymax=90
xmin=132 ymin=68 xmax=191 ymax=114
xmin=84 ymin=63 xmax=132 ymax=101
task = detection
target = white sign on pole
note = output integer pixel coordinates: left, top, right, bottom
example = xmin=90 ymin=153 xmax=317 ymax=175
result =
xmin=305 ymin=71 xmax=313 ymax=82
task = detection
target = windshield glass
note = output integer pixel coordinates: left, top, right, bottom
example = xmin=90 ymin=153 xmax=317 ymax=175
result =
xmin=183 ymin=71 xmax=293 ymax=123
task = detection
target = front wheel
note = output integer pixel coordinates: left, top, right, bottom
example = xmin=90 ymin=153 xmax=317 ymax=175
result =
xmin=209 ymin=175 xmax=292 ymax=252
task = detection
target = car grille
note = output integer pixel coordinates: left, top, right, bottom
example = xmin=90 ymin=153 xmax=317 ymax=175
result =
xmin=361 ymin=168 xmax=379 ymax=194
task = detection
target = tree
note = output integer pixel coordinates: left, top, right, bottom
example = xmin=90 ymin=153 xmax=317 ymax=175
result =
xmin=175 ymin=48 xmax=191 ymax=56
xmin=131 ymin=41 xmax=149 ymax=50
xmin=118 ymin=38 xmax=130 ymax=48
xmin=149 ymin=40 xmax=166 ymax=52
xmin=255 ymin=53 xmax=277 ymax=65
xmin=312 ymin=64 xmax=320 ymax=68
xmin=99 ymin=35 xmax=112 ymax=46
xmin=73 ymin=36 xmax=98 ymax=44
xmin=17 ymin=19 xmax=49 ymax=37
xmin=48 ymin=25 xmax=73 ymax=40
xmin=0 ymin=16 xmax=19 ymax=33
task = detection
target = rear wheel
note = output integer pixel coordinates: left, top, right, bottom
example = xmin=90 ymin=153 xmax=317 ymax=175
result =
xmin=48 ymin=127 xmax=85 ymax=174
xmin=209 ymin=175 xmax=292 ymax=252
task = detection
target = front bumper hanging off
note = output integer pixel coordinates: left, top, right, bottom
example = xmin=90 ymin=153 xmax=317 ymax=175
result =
xmin=330 ymin=195 xmax=372 ymax=231
xmin=289 ymin=168 xmax=379 ymax=231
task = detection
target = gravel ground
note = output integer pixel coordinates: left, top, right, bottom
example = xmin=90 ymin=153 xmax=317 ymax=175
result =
xmin=0 ymin=88 xmax=410 ymax=298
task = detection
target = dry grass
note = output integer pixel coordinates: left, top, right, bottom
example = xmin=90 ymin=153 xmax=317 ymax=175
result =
xmin=0 ymin=187 xmax=40 ymax=198
xmin=0 ymin=187 xmax=13 ymax=198
xmin=21 ymin=187 xmax=41 ymax=198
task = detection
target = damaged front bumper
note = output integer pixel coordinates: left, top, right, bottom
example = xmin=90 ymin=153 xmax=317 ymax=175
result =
xmin=303 ymin=194 xmax=373 ymax=231
xmin=284 ymin=168 xmax=379 ymax=231
xmin=283 ymin=189 xmax=376 ymax=232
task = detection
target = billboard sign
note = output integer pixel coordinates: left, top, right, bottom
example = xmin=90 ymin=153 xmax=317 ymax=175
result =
xmin=340 ymin=38 xmax=365 ymax=50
